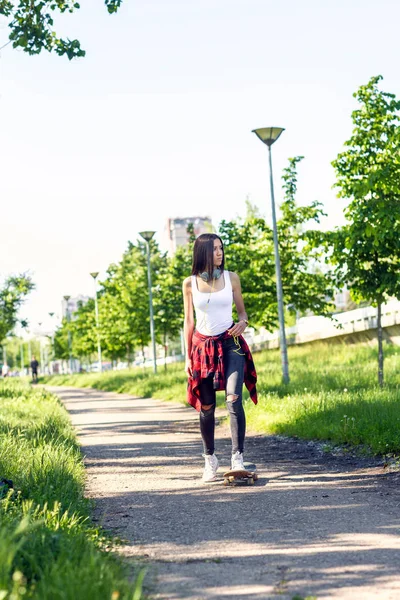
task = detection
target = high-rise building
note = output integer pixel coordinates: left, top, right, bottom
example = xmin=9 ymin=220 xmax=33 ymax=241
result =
xmin=164 ymin=216 xmax=213 ymax=255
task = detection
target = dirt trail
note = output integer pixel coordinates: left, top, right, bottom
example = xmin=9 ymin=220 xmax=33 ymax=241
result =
xmin=47 ymin=385 xmax=400 ymax=600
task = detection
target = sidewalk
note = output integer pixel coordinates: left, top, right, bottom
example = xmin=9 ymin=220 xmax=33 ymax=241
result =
xmin=47 ymin=386 xmax=400 ymax=600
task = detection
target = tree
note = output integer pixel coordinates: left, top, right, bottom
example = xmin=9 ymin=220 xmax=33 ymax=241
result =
xmin=155 ymin=245 xmax=192 ymax=369
xmin=69 ymin=298 xmax=98 ymax=363
xmin=219 ymin=159 xmax=333 ymax=331
xmin=1 ymin=335 xmax=41 ymax=369
xmin=330 ymin=75 xmax=400 ymax=386
xmin=53 ymin=318 xmax=70 ymax=360
xmin=279 ymin=156 xmax=334 ymax=319
xmin=97 ymin=240 xmax=158 ymax=363
xmin=0 ymin=0 xmax=122 ymax=59
xmin=219 ymin=215 xmax=277 ymax=329
xmin=51 ymin=238 xmax=174 ymax=367
xmin=98 ymin=267 xmax=134 ymax=364
xmin=0 ymin=274 xmax=34 ymax=345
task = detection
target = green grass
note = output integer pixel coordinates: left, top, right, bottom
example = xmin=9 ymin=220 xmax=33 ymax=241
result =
xmin=43 ymin=342 xmax=400 ymax=455
xmin=0 ymin=379 xmax=145 ymax=600
xmin=245 ymin=341 xmax=400 ymax=455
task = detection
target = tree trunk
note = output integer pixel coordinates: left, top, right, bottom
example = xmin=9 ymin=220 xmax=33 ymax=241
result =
xmin=377 ymin=303 xmax=384 ymax=387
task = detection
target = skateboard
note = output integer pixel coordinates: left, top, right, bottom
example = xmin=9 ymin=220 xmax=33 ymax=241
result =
xmin=223 ymin=462 xmax=258 ymax=486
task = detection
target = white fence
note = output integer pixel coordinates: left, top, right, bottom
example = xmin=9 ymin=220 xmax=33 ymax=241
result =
xmin=246 ymin=299 xmax=400 ymax=350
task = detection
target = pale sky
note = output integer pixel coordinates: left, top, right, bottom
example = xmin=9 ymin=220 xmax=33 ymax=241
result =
xmin=1 ymin=0 xmax=399 ymax=336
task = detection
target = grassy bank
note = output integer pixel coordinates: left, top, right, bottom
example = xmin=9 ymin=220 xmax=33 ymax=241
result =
xmin=43 ymin=342 xmax=400 ymax=455
xmin=0 ymin=379 xmax=145 ymax=600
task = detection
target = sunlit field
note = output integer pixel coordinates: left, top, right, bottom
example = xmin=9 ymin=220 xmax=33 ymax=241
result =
xmin=43 ymin=342 xmax=400 ymax=455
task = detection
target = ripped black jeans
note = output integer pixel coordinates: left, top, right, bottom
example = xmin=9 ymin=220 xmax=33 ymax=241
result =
xmin=199 ymin=336 xmax=245 ymax=456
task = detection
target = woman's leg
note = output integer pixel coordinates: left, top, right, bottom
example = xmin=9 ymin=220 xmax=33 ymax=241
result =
xmin=223 ymin=339 xmax=246 ymax=455
xmin=198 ymin=376 xmax=216 ymax=455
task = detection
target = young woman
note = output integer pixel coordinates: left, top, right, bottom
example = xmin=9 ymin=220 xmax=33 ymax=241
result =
xmin=182 ymin=233 xmax=257 ymax=482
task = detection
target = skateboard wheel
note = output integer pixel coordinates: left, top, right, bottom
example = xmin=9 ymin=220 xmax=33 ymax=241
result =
xmin=229 ymin=476 xmax=235 ymax=482
xmin=247 ymin=478 xmax=254 ymax=485
xmin=223 ymin=478 xmax=230 ymax=486
xmin=253 ymin=473 xmax=259 ymax=481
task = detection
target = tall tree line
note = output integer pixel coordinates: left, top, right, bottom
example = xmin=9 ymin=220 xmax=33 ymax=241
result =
xmin=53 ymin=77 xmax=400 ymax=386
xmin=2 ymin=76 xmax=399 ymax=386
xmin=55 ymin=158 xmax=334 ymax=368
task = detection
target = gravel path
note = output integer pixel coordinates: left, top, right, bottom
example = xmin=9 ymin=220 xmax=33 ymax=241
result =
xmin=48 ymin=385 xmax=400 ymax=600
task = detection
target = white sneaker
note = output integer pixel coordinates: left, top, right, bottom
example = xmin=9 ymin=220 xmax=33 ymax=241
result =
xmin=202 ymin=453 xmax=219 ymax=482
xmin=231 ymin=451 xmax=244 ymax=471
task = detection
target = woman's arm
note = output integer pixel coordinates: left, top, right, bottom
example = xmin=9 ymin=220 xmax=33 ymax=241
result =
xmin=228 ymin=271 xmax=248 ymax=337
xmin=182 ymin=277 xmax=195 ymax=375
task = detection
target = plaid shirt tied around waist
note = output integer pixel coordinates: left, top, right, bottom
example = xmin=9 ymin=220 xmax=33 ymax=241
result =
xmin=187 ymin=328 xmax=258 ymax=412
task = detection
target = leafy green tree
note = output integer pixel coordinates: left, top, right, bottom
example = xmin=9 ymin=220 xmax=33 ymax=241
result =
xmin=53 ymin=319 xmax=70 ymax=360
xmin=155 ymin=245 xmax=191 ymax=369
xmin=330 ymin=75 xmax=400 ymax=386
xmin=0 ymin=0 xmax=122 ymax=59
xmin=69 ymin=298 xmax=98 ymax=362
xmin=0 ymin=274 xmax=34 ymax=345
xmin=219 ymin=215 xmax=277 ymax=329
xmin=2 ymin=335 xmax=42 ymax=369
xmin=1 ymin=335 xmax=21 ymax=368
xmin=98 ymin=239 xmax=162 ymax=363
xmin=279 ymin=156 xmax=334 ymax=319
xmin=220 ymin=159 xmax=333 ymax=331
xmin=51 ymin=239 xmax=170 ymax=368
xmin=99 ymin=262 xmax=137 ymax=364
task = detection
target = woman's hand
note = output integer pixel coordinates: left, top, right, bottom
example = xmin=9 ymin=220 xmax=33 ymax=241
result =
xmin=227 ymin=320 xmax=247 ymax=337
xmin=185 ymin=358 xmax=193 ymax=377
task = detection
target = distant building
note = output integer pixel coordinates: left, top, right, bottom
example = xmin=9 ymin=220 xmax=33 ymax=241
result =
xmin=61 ymin=295 xmax=90 ymax=319
xmin=164 ymin=216 xmax=213 ymax=255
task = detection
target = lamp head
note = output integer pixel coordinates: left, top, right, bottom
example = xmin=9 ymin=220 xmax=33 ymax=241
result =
xmin=252 ymin=127 xmax=285 ymax=147
xmin=63 ymin=295 xmax=70 ymax=301
xmin=90 ymin=272 xmax=99 ymax=280
xmin=139 ymin=230 xmax=156 ymax=242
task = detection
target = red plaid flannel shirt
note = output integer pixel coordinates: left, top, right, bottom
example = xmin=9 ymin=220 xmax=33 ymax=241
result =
xmin=187 ymin=329 xmax=258 ymax=412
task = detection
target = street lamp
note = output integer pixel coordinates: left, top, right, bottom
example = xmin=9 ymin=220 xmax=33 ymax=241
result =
xmin=139 ymin=231 xmax=157 ymax=374
xmin=63 ymin=295 xmax=73 ymax=374
xmin=49 ymin=312 xmax=55 ymax=374
xmin=20 ymin=338 xmax=24 ymax=375
xmin=252 ymin=126 xmax=289 ymax=383
xmin=90 ymin=272 xmax=102 ymax=373
xmin=26 ymin=330 xmax=32 ymax=366
xmin=37 ymin=322 xmax=45 ymax=374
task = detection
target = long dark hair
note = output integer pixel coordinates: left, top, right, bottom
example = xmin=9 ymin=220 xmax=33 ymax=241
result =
xmin=191 ymin=233 xmax=225 ymax=279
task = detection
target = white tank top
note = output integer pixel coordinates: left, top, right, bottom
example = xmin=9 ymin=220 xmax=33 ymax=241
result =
xmin=191 ymin=271 xmax=233 ymax=336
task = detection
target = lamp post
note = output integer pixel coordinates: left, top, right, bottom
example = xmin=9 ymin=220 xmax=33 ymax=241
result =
xmin=139 ymin=231 xmax=157 ymax=374
xmin=63 ymin=295 xmax=73 ymax=374
xmin=252 ymin=126 xmax=289 ymax=383
xmin=27 ymin=331 xmax=32 ymax=367
xmin=90 ymin=272 xmax=102 ymax=373
xmin=20 ymin=339 xmax=24 ymax=375
xmin=49 ymin=312 xmax=55 ymax=374
xmin=38 ymin=322 xmax=45 ymax=374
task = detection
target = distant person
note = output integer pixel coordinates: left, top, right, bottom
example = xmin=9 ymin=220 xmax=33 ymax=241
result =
xmin=1 ymin=362 xmax=9 ymax=377
xmin=30 ymin=356 xmax=39 ymax=383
